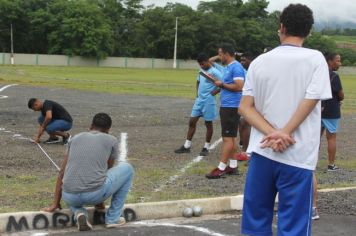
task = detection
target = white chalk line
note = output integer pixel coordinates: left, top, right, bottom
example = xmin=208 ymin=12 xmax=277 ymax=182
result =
xmin=0 ymin=126 xmax=60 ymax=171
xmin=119 ymin=132 xmax=128 ymax=162
xmin=134 ymin=221 xmax=232 ymax=236
xmin=0 ymin=84 xmax=18 ymax=92
xmin=154 ymin=138 xmax=223 ymax=192
xmin=0 ymin=84 xmax=18 ymax=99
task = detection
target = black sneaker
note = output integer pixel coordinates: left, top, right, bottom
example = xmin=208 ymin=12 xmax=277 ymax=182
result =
xmin=63 ymin=134 xmax=71 ymax=145
xmin=174 ymin=145 xmax=190 ymax=154
xmin=199 ymin=148 xmax=209 ymax=156
xmin=327 ymin=164 xmax=339 ymax=171
xmin=44 ymin=137 xmax=61 ymax=144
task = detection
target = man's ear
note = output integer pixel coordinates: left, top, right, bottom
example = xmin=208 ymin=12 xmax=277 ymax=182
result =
xmin=279 ymin=23 xmax=287 ymax=34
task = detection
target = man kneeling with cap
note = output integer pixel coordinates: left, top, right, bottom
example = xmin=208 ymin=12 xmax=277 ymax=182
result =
xmin=57 ymin=113 xmax=133 ymax=231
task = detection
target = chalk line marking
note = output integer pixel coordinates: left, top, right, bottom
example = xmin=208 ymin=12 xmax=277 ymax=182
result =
xmin=0 ymin=84 xmax=18 ymax=99
xmin=0 ymin=84 xmax=18 ymax=92
xmin=119 ymin=132 xmax=128 ymax=162
xmin=154 ymin=137 xmax=223 ymax=192
xmin=134 ymin=222 xmax=231 ymax=236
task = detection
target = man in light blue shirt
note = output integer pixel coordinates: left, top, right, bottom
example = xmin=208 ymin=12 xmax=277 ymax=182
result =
xmin=175 ymin=53 xmax=222 ymax=156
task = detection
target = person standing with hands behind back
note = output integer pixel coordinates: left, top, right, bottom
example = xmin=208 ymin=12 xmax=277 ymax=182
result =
xmin=239 ymin=4 xmax=331 ymax=235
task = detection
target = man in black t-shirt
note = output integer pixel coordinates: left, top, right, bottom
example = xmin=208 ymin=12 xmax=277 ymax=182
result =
xmin=28 ymin=98 xmax=73 ymax=144
xmin=321 ymin=53 xmax=344 ymax=171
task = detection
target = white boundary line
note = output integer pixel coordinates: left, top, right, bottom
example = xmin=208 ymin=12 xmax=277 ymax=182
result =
xmin=0 ymin=84 xmax=17 ymax=99
xmin=154 ymin=138 xmax=223 ymax=192
xmin=134 ymin=222 xmax=232 ymax=236
xmin=119 ymin=132 xmax=128 ymax=162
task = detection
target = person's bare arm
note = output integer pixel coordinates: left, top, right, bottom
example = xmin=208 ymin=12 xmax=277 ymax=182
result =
xmin=42 ymin=154 xmax=68 ymax=212
xmin=107 ymin=158 xmax=115 ymax=169
xmin=239 ymin=96 xmax=276 ymax=136
xmin=196 ymin=81 xmax=199 ymax=97
xmin=35 ymin=110 xmax=53 ymax=143
xmin=338 ymin=89 xmax=344 ymax=101
xmin=209 ymin=55 xmax=220 ymax=63
xmin=261 ymin=99 xmax=319 ymax=152
xmin=215 ymin=79 xmax=244 ymax=92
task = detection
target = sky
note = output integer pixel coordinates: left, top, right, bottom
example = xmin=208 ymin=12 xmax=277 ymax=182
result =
xmin=142 ymin=0 xmax=356 ymax=24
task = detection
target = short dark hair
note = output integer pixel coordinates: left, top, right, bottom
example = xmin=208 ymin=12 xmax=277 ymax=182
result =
xmin=220 ymin=43 xmax=235 ymax=56
xmin=28 ymin=98 xmax=37 ymax=109
xmin=280 ymin=4 xmax=314 ymax=38
xmin=92 ymin=113 xmax=112 ymax=130
xmin=196 ymin=53 xmax=209 ymax=63
xmin=325 ymin=52 xmax=339 ymax=62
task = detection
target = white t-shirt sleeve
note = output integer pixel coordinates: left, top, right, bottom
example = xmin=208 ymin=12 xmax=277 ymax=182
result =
xmin=242 ymin=67 xmax=254 ymax=97
xmin=305 ymin=54 xmax=332 ymax=100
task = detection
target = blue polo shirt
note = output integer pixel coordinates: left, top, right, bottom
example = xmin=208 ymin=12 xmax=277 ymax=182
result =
xmin=220 ymin=60 xmax=245 ymax=108
xmin=197 ymin=66 xmax=223 ymax=104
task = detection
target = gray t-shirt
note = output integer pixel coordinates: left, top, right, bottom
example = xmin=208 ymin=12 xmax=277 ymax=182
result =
xmin=62 ymin=131 xmax=118 ymax=193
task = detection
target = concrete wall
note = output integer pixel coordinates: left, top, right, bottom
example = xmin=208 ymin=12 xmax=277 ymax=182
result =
xmin=0 ymin=53 xmax=199 ymax=70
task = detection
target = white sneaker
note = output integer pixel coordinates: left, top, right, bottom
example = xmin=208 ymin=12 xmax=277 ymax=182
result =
xmin=76 ymin=213 xmax=93 ymax=231
xmin=106 ymin=217 xmax=126 ymax=228
xmin=312 ymin=207 xmax=320 ymax=220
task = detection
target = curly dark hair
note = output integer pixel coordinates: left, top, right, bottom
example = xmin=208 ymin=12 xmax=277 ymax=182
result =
xmin=279 ymin=4 xmax=314 ymax=38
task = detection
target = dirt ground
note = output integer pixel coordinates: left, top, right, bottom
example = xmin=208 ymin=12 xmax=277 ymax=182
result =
xmin=0 ymin=84 xmax=355 ymax=213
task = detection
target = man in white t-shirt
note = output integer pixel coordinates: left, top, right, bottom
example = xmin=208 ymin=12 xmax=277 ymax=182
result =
xmin=239 ymin=4 xmax=331 ymax=236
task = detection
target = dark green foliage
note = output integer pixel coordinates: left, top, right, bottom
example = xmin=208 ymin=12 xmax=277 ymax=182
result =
xmin=0 ymin=0 xmax=350 ymax=62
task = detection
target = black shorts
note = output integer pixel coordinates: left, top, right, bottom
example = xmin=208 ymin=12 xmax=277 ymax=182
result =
xmin=220 ymin=107 xmax=240 ymax=137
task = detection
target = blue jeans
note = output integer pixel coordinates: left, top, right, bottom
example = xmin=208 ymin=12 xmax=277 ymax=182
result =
xmin=62 ymin=162 xmax=134 ymax=224
xmin=38 ymin=115 xmax=72 ymax=133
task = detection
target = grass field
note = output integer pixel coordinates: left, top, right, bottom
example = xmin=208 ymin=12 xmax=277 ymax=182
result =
xmin=328 ymin=35 xmax=356 ymax=45
xmin=1 ymin=65 xmax=356 ymax=112
xmin=0 ymin=65 xmax=197 ymax=98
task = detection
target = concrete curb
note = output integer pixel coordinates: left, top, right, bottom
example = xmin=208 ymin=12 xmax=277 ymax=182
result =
xmin=0 ymin=195 xmax=244 ymax=234
xmin=1 ymin=186 xmax=355 ymax=234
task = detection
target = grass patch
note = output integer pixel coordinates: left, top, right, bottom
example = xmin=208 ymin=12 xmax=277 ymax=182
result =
xmin=0 ymin=65 xmax=197 ymax=99
xmin=328 ymin=35 xmax=356 ymax=45
xmin=0 ymin=175 xmax=57 ymax=213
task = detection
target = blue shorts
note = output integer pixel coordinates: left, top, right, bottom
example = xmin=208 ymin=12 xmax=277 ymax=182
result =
xmin=38 ymin=116 xmax=72 ymax=133
xmin=321 ymin=118 xmax=340 ymax=133
xmin=242 ymin=153 xmax=313 ymax=236
xmin=191 ymin=101 xmax=217 ymax=121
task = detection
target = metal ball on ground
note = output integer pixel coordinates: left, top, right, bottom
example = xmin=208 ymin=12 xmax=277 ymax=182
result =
xmin=192 ymin=206 xmax=203 ymax=217
xmin=182 ymin=207 xmax=193 ymax=218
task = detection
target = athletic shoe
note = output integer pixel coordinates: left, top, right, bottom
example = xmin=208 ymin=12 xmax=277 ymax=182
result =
xmin=327 ymin=164 xmax=339 ymax=171
xmin=225 ymin=166 xmax=239 ymax=175
xmin=62 ymin=134 xmax=71 ymax=145
xmin=199 ymin=148 xmax=209 ymax=156
xmin=106 ymin=217 xmax=126 ymax=228
xmin=312 ymin=208 xmax=320 ymax=220
xmin=205 ymin=168 xmax=228 ymax=179
xmin=44 ymin=137 xmax=61 ymax=144
xmin=174 ymin=145 xmax=191 ymax=154
xmin=235 ymin=152 xmax=249 ymax=161
xmin=76 ymin=213 xmax=93 ymax=231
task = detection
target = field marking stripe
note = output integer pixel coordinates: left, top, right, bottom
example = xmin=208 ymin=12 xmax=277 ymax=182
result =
xmin=119 ymin=132 xmax=128 ymax=161
xmin=154 ymin=137 xmax=222 ymax=192
xmin=0 ymin=84 xmax=18 ymax=92
xmin=134 ymin=222 xmax=231 ymax=236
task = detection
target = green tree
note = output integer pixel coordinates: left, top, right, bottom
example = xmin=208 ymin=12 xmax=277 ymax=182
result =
xmin=304 ymin=32 xmax=337 ymax=53
xmin=46 ymin=0 xmax=114 ymax=58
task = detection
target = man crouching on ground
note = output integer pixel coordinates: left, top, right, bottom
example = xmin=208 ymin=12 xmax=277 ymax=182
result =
xmin=44 ymin=113 xmax=134 ymax=231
